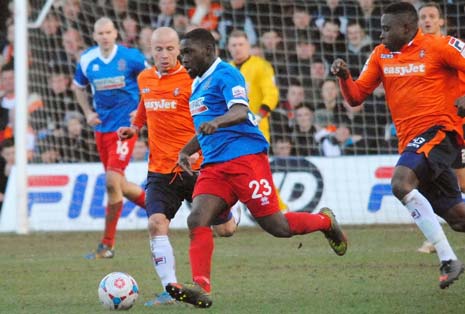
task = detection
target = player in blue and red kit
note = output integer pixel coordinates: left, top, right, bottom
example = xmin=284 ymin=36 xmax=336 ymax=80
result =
xmin=165 ymin=28 xmax=348 ymax=308
xmin=73 ymin=17 xmax=147 ymax=259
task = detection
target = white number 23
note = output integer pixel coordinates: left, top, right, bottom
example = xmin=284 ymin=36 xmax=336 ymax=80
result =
xmin=249 ymin=179 xmax=272 ymax=199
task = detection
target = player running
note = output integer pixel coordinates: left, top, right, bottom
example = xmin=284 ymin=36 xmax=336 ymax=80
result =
xmin=73 ymin=17 xmax=147 ymax=259
xmin=117 ymin=27 xmax=240 ymax=306
xmin=331 ymin=2 xmax=465 ymax=288
xmin=416 ymin=2 xmax=465 ymax=254
xmin=165 ymin=28 xmax=347 ymax=308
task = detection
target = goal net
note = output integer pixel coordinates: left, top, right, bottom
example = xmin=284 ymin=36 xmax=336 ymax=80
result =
xmin=2 ymin=0 xmax=465 ymax=231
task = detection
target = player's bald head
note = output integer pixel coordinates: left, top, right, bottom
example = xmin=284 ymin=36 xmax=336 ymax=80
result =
xmin=151 ymin=26 xmax=179 ymax=45
xmin=94 ymin=17 xmax=116 ymax=33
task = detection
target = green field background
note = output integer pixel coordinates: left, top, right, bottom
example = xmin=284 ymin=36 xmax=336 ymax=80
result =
xmin=2 ymin=225 xmax=465 ymax=314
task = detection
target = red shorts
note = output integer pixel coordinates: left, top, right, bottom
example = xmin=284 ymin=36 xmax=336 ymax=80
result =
xmin=193 ymin=153 xmax=279 ymax=218
xmin=95 ymin=131 xmax=138 ymax=174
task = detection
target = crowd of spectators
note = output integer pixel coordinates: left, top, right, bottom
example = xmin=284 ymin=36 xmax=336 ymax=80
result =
xmin=0 ymin=0 xmax=464 ymax=174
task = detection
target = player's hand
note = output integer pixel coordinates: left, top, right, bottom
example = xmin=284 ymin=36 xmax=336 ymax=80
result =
xmin=198 ymin=121 xmax=219 ymax=135
xmin=456 ymin=95 xmax=465 ymax=117
xmin=177 ymin=151 xmax=194 ymax=175
xmin=117 ymin=126 xmax=137 ymax=140
xmin=331 ymin=58 xmax=349 ymax=79
xmin=86 ymin=112 xmax=102 ymax=126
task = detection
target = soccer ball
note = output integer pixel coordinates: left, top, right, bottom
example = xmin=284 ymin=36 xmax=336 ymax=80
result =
xmin=98 ymin=272 xmax=139 ymax=310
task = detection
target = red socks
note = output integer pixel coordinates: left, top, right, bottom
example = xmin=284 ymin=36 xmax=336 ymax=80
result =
xmin=132 ymin=191 xmax=146 ymax=209
xmin=284 ymin=212 xmax=331 ymax=235
xmin=102 ymin=201 xmax=123 ymax=247
xmin=189 ymin=227 xmax=214 ymax=293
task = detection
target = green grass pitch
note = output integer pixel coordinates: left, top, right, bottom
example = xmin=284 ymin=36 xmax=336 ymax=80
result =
xmin=1 ymin=225 xmax=465 ymax=314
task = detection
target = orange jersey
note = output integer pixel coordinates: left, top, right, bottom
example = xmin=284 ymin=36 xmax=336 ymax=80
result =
xmin=339 ymin=30 xmax=465 ymax=153
xmin=133 ymin=62 xmax=202 ymax=174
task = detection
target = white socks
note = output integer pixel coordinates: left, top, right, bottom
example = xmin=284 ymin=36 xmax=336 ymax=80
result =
xmin=150 ymin=235 xmax=177 ymax=290
xmin=402 ymin=189 xmax=457 ymax=262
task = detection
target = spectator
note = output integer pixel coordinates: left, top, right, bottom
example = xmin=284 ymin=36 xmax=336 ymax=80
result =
xmin=151 ymin=0 xmax=178 ymax=29
xmin=285 ymin=5 xmax=317 ymax=47
xmin=312 ymin=0 xmax=357 ymax=35
xmin=59 ymin=27 xmax=86 ymax=66
xmin=36 ymin=135 xmax=63 ymax=164
xmin=30 ymin=64 xmax=81 ymax=139
xmin=270 ymin=78 xmax=305 ymax=139
xmin=345 ymin=20 xmax=373 ymax=78
xmin=355 ymin=0 xmax=383 ymax=43
xmin=188 ymin=0 xmax=222 ymax=32
xmin=0 ymin=137 xmax=14 ymax=176
xmin=1 ymin=22 xmax=14 ymax=67
xmin=272 ymin=136 xmax=294 ymax=157
xmin=120 ymin=14 xmax=139 ymax=47
xmin=292 ymin=103 xmax=319 ymax=157
xmin=0 ymin=137 xmax=13 ymax=211
xmin=287 ymin=39 xmax=317 ymax=86
xmin=60 ymin=0 xmax=94 ymax=45
xmin=317 ymin=123 xmax=371 ymax=156
xmin=313 ymin=79 xmax=350 ymax=130
xmin=218 ymin=0 xmax=258 ymax=50
xmin=259 ymin=29 xmax=287 ymax=86
xmin=315 ymin=18 xmax=346 ymax=66
xmin=306 ymin=57 xmax=330 ymax=102
xmin=59 ymin=111 xmax=97 ymax=162
xmin=138 ymin=26 xmax=153 ymax=64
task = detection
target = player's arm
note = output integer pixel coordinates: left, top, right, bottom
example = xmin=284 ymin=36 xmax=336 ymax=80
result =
xmin=198 ymin=103 xmax=248 ymax=135
xmin=331 ymin=53 xmax=381 ymax=107
xmin=73 ymin=62 xmax=101 ymax=126
xmin=441 ymin=37 xmax=465 ymax=116
xmin=256 ymin=61 xmax=279 ymax=121
xmin=177 ymin=135 xmax=201 ymax=175
xmin=118 ymin=99 xmax=146 ymax=139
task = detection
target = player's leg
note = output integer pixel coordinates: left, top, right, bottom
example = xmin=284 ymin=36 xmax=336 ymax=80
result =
xmin=393 ymin=131 xmax=462 ymax=287
xmin=211 ymin=201 xmax=242 ymax=237
xmin=86 ymin=132 xmax=122 ymax=259
xmin=233 ymin=153 xmax=347 ymax=255
xmin=144 ymin=172 xmax=186 ymax=306
xmin=166 ymin=166 xmax=230 ymax=307
xmin=118 ymin=133 xmax=146 ymax=209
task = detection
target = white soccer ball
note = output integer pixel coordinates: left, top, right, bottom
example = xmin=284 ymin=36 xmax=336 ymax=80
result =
xmin=98 ymin=272 xmax=139 ymax=310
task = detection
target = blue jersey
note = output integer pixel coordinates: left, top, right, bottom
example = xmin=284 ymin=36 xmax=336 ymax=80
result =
xmin=190 ymin=58 xmax=268 ymax=164
xmin=73 ymin=44 xmax=146 ymax=132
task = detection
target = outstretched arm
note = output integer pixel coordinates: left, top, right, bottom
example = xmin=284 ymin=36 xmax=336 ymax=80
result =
xmin=198 ymin=103 xmax=248 ymax=135
xmin=331 ymin=58 xmax=366 ymax=107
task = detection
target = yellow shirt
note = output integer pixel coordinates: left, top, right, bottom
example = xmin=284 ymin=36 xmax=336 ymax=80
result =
xmin=230 ymin=55 xmax=279 ymax=142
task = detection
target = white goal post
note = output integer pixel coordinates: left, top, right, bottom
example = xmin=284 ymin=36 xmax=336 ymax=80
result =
xmin=13 ymin=0 xmax=56 ymax=234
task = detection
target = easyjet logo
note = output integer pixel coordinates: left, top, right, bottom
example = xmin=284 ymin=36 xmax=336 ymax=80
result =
xmin=383 ymin=63 xmax=425 ymax=76
xmin=144 ymin=99 xmax=177 ymax=110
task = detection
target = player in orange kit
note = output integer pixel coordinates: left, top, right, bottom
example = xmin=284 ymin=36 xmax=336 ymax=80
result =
xmin=117 ymin=27 xmax=239 ymax=306
xmin=331 ymin=2 xmax=465 ymax=289
xmin=416 ymin=2 xmax=465 ymax=254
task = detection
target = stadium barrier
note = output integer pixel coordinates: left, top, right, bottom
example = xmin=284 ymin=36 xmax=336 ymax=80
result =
xmin=0 ymin=155 xmax=415 ymax=232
